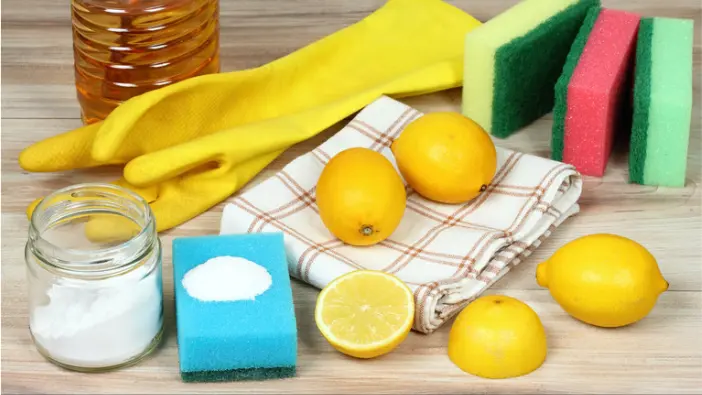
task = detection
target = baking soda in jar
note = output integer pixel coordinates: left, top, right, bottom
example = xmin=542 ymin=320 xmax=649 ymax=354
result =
xmin=25 ymin=183 xmax=164 ymax=372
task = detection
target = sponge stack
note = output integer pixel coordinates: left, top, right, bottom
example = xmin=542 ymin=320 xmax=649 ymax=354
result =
xmin=462 ymin=0 xmax=599 ymax=138
xmin=173 ymin=233 xmax=297 ymax=382
xmin=629 ymin=17 xmax=694 ymax=187
xmin=551 ymin=7 xmax=641 ymax=176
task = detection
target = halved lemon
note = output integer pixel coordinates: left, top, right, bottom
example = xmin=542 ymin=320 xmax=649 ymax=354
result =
xmin=314 ymin=270 xmax=415 ymax=359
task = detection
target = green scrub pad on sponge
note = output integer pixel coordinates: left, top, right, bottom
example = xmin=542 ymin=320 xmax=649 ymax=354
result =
xmin=629 ymin=17 xmax=694 ymax=187
xmin=173 ymin=232 xmax=297 ymax=382
xmin=462 ymin=0 xmax=600 ymax=138
xmin=551 ymin=7 xmax=641 ymax=176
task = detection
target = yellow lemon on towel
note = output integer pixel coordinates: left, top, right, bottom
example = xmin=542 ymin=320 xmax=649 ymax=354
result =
xmin=536 ymin=233 xmax=669 ymax=328
xmin=391 ymin=112 xmax=497 ymax=204
xmin=315 ymin=270 xmax=415 ymax=359
xmin=448 ymin=295 xmax=547 ymax=379
xmin=316 ymin=147 xmax=406 ymax=246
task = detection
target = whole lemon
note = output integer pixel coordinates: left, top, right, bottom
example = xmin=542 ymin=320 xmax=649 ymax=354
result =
xmin=448 ymin=295 xmax=547 ymax=379
xmin=316 ymin=147 xmax=406 ymax=246
xmin=536 ymin=233 xmax=669 ymax=328
xmin=390 ymin=112 xmax=497 ymax=204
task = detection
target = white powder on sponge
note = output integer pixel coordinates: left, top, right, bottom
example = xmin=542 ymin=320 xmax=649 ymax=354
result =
xmin=182 ymin=256 xmax=272 ymax=302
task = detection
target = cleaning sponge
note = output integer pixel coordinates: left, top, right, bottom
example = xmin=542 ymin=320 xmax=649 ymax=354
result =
xmin=551 ymin=7 xmax=641 ymax=176
xmin=462 ymin=0 xmax=599 ymax=138
xmin=629 ymin=17 xmax=694 ymax=187
xmin=173 ymin=232 xmax=297 ymax=382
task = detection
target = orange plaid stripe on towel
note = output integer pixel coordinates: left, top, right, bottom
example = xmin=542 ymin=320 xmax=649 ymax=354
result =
xmin=220 ymin=96 xmax=583 ymax=334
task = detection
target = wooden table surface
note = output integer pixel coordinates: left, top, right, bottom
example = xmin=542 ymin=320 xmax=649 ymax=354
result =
xmin=2 ymin=0 xmax=701 ymax=393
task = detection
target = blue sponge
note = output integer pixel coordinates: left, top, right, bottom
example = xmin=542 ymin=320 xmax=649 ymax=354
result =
xmin=172 ymin=232 xmax=297 ymax=382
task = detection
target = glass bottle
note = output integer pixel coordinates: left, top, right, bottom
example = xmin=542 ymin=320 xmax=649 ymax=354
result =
xmin=71 ymin=0 xmax=220 ymax=124
xmin=25 ymin=183 xmax=164 ymax=372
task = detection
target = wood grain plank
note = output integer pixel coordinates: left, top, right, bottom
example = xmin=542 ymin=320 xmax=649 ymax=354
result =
xmin=2 ymin=288 xmax=700 ymax=394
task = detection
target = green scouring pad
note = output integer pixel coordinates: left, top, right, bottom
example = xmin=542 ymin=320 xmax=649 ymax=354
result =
xmin=629 ymin=17 xmax=694 ymax=187
xmin=462 ymin=0 xmax=600 ymax=138
xmin=182 ymin=367 xmax=297 ymax=383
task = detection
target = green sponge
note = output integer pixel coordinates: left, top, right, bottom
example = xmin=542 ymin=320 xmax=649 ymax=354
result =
xmin=462 ymin=0 xmax=600 ymax=138
xmin=182 ymin=367 xmax=296 ymax=383
xmin=629 ymin=17 xmax=694 ymax=187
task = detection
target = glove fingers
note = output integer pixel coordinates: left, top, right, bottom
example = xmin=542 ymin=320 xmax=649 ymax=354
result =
xmin=18 ymin=122 xmax=119 ymax=172
xmin=28 ymin=147 xmax=276 ymax=242
xmin=122 ymin=121 xmax=297 ymax=188
xmin=90 ymin=71 xmax=259 ymax=163
xmin=148 ymin=149 xmax=284 ymax=232
xmin=26 ymin=177 xmax=159 ymax=220
xmin=26 ymin=197 xmax=43 ymax=221
xmin=112 ymin=178 xmax=160 ymax=203
xmin=83 ymin=214 xmax=145 ymax=245
xmin=81 ymin=179 xmax=159 ymax=243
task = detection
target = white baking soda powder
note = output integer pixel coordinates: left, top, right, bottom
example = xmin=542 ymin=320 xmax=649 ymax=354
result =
xmin=182 ymin=256 xmax=272 ymax=302
xmin=30 ymin=266 xmax=163 ymax=368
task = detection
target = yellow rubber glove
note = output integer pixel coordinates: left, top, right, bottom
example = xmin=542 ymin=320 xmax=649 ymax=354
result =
xmin=20 ymin=0 xmax=482 ymax=233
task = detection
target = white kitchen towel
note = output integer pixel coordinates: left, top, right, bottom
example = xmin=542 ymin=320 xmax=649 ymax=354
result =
xmin=220 ymin=95 xmax=583 ymax=334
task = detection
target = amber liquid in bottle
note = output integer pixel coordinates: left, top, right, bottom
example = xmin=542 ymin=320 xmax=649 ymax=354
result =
xmin=71 ymin=0 xmax=220 ymax=124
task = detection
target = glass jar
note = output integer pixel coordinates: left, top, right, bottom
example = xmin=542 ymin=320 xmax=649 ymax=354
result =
xmin=25 ymin=183 xmax=164 ymax=372
xmin=71 ymin=0 xmax=221 ymax=124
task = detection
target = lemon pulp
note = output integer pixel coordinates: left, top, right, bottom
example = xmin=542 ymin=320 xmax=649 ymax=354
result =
xmin=315 ymin=270 xmax=414 ymax=359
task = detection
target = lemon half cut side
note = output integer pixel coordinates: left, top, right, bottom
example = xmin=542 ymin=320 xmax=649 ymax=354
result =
xmin=314 ymin=270 xmax=415 ymax=359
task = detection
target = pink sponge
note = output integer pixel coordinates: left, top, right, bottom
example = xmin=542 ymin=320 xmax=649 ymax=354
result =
xmin=551 ymin=8 xmax=640 ymax=176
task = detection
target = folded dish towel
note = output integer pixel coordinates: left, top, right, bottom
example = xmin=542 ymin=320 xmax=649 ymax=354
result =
xmin=220 ymin=96 xmax=583 ymax=334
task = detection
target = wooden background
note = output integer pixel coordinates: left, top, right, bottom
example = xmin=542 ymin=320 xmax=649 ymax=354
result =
xmin=2 ymin=0 xmax=701 ymax=393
